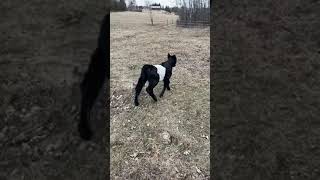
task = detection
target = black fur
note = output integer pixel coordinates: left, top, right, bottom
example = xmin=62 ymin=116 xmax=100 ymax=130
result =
xmin=78 ymin=14 xmax=109 ymax=140
xmin=134 ymin=53 xmax=177 ymax=106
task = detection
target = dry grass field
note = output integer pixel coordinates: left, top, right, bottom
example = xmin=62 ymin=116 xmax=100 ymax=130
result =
xmin=110 ymin=11 xmax=210 ymax=179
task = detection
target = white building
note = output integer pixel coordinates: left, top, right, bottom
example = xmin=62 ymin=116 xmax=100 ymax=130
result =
xmin=151 ymin=5 xmax=161 ymax=10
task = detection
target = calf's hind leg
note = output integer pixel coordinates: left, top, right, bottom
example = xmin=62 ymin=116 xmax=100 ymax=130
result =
xmin=146 ymin=79 xmax=158 ymax=102
xmin=134 ymin=76 xmax=147 ymax=106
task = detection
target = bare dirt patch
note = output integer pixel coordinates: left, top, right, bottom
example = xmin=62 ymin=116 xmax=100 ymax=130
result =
xmin=111 ymin=11 xmax=210 ymax=179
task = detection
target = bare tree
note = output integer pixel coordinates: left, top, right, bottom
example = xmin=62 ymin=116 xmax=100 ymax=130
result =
xmin=176 ymin=0 xmax=209 ymax=27
xmin=145 ymin=0 xmax=153 ymax=25
xmin=128 ymin=0 xmax=137 ymax=11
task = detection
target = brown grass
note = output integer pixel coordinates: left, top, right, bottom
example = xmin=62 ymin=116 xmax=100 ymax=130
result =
xmin=110 ymin=11 xmax=210 ymax=179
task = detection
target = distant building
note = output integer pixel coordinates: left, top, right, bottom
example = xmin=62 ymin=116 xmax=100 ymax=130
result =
xmin=151 ymin=5 xmax=161 ymax=10
xmin=151 ymin=3 xmax=161 ymax=10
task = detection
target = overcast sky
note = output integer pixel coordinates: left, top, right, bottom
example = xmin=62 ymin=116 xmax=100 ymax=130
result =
xmin=127 ymin=0 xmax=178 ymax=7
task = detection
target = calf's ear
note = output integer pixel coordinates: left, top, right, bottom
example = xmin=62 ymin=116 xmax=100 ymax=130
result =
xmin=168 ymin=53 xmax=171 ymax=58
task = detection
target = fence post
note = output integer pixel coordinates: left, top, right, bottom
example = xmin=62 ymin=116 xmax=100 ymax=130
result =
xmin=167 ymin=19 xmax=168 ymax=26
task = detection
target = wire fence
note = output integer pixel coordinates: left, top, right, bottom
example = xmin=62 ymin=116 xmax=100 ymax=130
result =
xmin=176 ymin=20 xmax=210 ymax=27
xmin=149 ymin=19 xmax=210 ymax=28
xmin=111 ymin=19 xmax=210 ymax=28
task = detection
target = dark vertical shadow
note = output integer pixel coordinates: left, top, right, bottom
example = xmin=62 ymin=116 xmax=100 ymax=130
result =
xmin=0 ymin=0 xmax=110 ymax=179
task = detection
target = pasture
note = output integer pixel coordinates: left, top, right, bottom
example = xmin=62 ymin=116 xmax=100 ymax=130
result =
xmin=110 ymin=11 xmax=210 ymax=179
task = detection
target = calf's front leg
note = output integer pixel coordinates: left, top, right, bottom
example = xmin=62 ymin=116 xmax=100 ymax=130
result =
xmin=160 ymin=79 xmax=169 ymax=97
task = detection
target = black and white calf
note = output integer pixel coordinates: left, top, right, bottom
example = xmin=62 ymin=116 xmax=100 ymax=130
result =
xmin=134 ymin=53 xmax=177 ymax=106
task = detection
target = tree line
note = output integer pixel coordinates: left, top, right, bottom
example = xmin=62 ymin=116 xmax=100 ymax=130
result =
xmin=176 ymin=0 xmax=210 ymax=26
xmin=111 ymin=0 xmax=179 ymax=13
xmin=111 ymin=0 xmax=211 ymax=27
xmin=111 ymin=0 xmax=127 ymax=11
